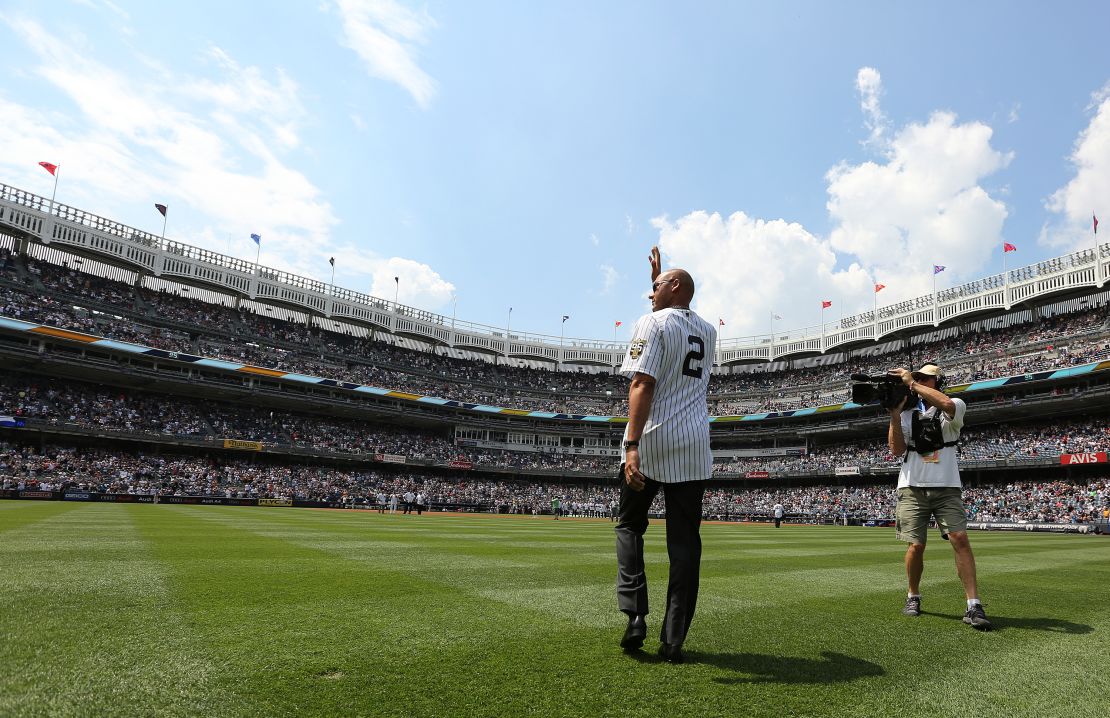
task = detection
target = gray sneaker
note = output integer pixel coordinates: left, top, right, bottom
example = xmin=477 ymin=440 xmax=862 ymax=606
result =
xmin=902 ymin=595 xmax=921 ymax=617
xmin=963 ymin=604 xmax=992 ymax=630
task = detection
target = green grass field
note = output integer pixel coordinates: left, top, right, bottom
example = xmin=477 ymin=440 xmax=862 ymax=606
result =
xmin=2 ymin=502 xmax=1108 ymax=718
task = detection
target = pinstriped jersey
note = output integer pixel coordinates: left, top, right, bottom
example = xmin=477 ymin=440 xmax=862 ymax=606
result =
xmin=619 ymin=307 xmax=715 ymax=483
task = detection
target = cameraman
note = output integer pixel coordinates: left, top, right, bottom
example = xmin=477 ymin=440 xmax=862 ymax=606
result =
xmin=887 ymin=362 xmax=990 ymax=630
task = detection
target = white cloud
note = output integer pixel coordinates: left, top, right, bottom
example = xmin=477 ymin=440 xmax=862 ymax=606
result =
xmin=827 ymin=110 xmax=1011 ymax=300
xmin=332 ymin=0 xmax=437 ymax=108
xmin=856 ymin=66 xmax=887 ymax=148
xmin=1008 ymin=102 xmax=1021 ymax=124
xmin=599 ymin=264 xmax=619 ymax=294
xmin=0 ymin=13 xmax=455 ymax=313
xmin=1044 ymin=83 xmax=1110 ymax=251
xmin=367 ymin=257 xmax=455 ymax=307
xmin=653 ymin=211 xmax=872 ymax=338
xmin=652 ymin=71 xmax=1012 ymax=337
xmin=589 ymin=232 xmax=599 ymax=247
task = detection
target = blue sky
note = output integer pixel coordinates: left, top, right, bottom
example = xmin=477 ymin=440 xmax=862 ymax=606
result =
xmin=2 ymin=1 xmax=1108 ymax=343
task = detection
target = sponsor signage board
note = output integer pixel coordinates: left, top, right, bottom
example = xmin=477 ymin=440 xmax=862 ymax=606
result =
xmin=744 ymin=471 xmax=770 ymax=479
xmin=973 ymin=522 xmax=1091 ymax=534
xmin=374 ymin=453 xmax=406 ymax=464
xmin=835 ymin=466 xmax=861 ymax=476
xmin=1059 ymin=452 xmax=1107 ymax=465
xmin=223 ymin=439 xmax=264 ymax=451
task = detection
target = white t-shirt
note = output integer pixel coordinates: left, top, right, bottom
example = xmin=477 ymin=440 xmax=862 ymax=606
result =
xmin=619 ymin=307 xmax=715 ymax=484
xmin=896 ymin=397 xmax=966 ymax=489
xmin=773 ymin=504 xmax=784 ymax=518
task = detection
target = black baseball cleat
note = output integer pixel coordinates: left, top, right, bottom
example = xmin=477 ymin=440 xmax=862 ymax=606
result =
xmin=620 ymin=614 xmax=647 ymax=651
xmin=902 ymin=595 xmax=922 ymax=617
xmin=658 ymin=642 xmax=684 ymax=664
xmin=963 ymin=604 xmax=992 ymax=631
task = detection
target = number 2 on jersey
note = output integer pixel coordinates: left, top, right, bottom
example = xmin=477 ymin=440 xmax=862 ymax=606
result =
xmin=682 ymin=335 xmax=704 ymax=378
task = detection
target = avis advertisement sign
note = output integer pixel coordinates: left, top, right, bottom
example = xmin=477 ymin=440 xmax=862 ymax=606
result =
xmin=1059 ymin=452 xmax=1107 ymax=465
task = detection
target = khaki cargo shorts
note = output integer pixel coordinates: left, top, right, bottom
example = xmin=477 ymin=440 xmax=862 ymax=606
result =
xmin=895 ymin=487 xmax=967 ymax=545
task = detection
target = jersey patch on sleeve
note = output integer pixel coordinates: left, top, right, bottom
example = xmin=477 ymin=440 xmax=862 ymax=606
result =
xmin=629 ymin=338 xmax=647 ymax=360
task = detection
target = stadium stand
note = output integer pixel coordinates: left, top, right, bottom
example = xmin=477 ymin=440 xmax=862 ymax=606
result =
xmin=1 ymin=182 xmax=1109 ymax=530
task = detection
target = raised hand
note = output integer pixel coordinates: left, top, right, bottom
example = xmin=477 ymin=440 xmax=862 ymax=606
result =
xmin=649 ymin=246 xmax=661 ymax=281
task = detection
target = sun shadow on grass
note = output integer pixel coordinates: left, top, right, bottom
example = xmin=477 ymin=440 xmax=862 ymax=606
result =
xmin=702 ymin=651 xmax=885 ymax=684
xmin=624 ymin=649 xmax=883 ymax=684
xmin=919 ymin=610 xmax=1093 ymax=634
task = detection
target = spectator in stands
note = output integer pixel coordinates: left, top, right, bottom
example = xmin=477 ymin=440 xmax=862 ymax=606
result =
xmin=887 ymin=362 xmax=989 ymax=630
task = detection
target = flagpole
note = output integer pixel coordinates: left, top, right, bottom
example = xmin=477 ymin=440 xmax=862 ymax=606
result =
xmin=394 ymin=277 xmax=399 ymax=305
xmin=161 ymin=209 xmax=167 ymax=240
xmin=506 ymin=307 xmax=512 ymax=360
xmin=932 ymin=267 xmax=938 ymax=326
xmin=559 ymin=315 xmax=567 ymax=370
xmin=255 ymin=241 xmax=261 ymax=267
xmin=873 ymin=287 xmax=878 ymax=340
xmin=769 ymin=310 xmax=774 ymax=360
xmin=50 ymin=166 xmax=59 ymax=214
xmin=715 ymin=322 xmax=721 ymax=371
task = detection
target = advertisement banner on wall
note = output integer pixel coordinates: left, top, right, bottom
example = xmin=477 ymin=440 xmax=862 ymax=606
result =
xmin=835 ymin=466 xmax=862 ymax=476
xmin=223 ymin=439 xmax=264 ymax=451
xmin=744 ymin=471 xmax=770 ymax=479
xmin=374 ymin=453 xmax=406 ymax=464
xmin=1059 ymin=452 xmax=1107 ymax=465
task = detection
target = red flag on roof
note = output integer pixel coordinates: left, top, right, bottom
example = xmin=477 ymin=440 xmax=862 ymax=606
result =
xmin=1003 ymin=242 xmax=1016 ymax=253
xmin=38 ymin=161 xmax=58 ymax=176
xmin=614 ymin=320 xmax=622 ymax=328
xmin=719 ymin=318 xmax=725 ymax=326
xmin=874 ymin=283 xmax=885 ymax=293
xmin=821 ymin=300 xmax=832 ymax=309
xmin=154 ymin=203 xmax=168 ymax=217
xmin=1095 ymin=214 xmax=1099 ymax=235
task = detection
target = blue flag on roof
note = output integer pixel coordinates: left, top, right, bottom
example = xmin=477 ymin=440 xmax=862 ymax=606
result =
xmin=933 ymin=265 xmax=946 ymax=274
xmin=250 ymin=233 xmax=261 ymax=245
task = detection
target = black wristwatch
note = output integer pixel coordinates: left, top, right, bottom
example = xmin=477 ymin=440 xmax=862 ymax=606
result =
xmin=623 ymin=440 xmax=639 ymax=450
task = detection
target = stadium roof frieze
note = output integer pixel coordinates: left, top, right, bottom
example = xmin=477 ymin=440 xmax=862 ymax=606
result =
xmin=3 ymin=180 xmax=1110 ymax=366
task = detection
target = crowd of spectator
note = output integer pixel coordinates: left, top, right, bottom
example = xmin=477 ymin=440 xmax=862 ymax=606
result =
xmin=2 ymin=250 xmax=1109 ymax=417
xmin=2 ymin=372 xmax=1105 ymax=477
xmin=2 ymin=442 xmax=1107 ymax=524
xmin=0 ymin=374 xmax=616 ymax=472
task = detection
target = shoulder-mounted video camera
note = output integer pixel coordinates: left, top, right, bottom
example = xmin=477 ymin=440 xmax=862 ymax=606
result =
xmin=850 ymin=374 xmax=912 ymax=410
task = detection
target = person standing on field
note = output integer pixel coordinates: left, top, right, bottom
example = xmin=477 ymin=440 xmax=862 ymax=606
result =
xmin=888 ymin=362 xmax=990 ymax=630
xmin=773 ymin=503 xmax=784 ymax=528
xmin=615 ymin=246 xmax=716 ymax=664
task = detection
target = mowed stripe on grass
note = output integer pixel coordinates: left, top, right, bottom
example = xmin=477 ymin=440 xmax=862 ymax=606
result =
xmin=1 ymin=503 xmax=1108 ymax=718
